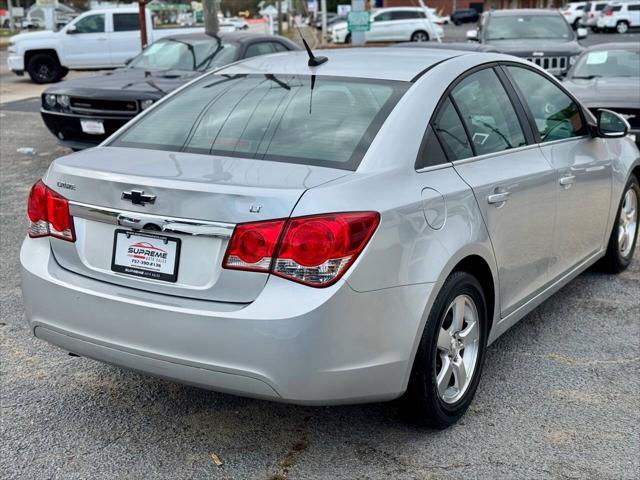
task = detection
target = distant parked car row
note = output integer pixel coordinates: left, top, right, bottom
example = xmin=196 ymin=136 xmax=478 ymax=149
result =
xmin=561 ymin=1 xmax=640 ymax=33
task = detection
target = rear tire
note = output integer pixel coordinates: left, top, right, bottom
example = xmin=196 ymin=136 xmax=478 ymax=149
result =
xmin=345 ymin=33 xmax=352 ymax=44
xmin=600 ymin=175 xmax=639 ymax=273
xmin=411 ymin=30 xmax=430 ymax=42
xmin=616 ymin=21 xmax=629 ymax=34
xmin=403 ymin=271 xmax=488 ymax=429
xmin=27 ymin=53 xmax=63 ymax=84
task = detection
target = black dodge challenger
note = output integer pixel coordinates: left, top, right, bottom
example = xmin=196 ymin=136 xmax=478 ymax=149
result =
xmin=40 ymin=32 xmax=300 ymax=150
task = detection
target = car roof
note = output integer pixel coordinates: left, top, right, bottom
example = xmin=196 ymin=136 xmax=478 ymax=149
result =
xmin=487 ymin=8 xmax=560 ymax=16
xmin=392 ymin=42 xmax=500 ymax=53
xmin=218 ymin=48 xmax=465 ymax=82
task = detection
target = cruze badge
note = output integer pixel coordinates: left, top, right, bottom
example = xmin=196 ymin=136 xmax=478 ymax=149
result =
xmin=122 ymin=190 xmax=156 ymax=206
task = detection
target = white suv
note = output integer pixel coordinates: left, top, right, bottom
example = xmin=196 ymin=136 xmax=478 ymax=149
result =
xmin=597 ymin=1 xmax=640 ymax=32
xmin=561 ymin=1 xmax=587 ymax=28
xmin=581 ymin=1 xmax=612 ymax=31
xmin=330 ymin=7 xmax=444 ymax=44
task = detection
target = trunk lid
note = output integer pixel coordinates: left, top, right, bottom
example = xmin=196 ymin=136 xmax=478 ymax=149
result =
xmin=45 ymin=147 xmax=350 ymax=303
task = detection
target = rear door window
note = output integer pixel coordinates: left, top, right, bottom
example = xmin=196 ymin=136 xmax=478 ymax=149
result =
xmin=451 ymin=68 xmax=527 ymax=155
xmin=111 ymin=74 xmax=408 ymax=170
xmin=113 ymin=13 xmax=140 ymax=32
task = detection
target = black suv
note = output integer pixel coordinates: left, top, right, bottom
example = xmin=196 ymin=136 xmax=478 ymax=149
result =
xmin=467 ymin=9 xmax=586 ymax=77
xmin=450 ymin=9 xmax=480 ymax=25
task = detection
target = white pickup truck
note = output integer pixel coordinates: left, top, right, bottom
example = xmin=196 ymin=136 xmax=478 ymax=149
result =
xmin=7 ymin=7 xmax=203 ymax=83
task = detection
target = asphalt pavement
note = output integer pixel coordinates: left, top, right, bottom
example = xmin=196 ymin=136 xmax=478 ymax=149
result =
xmin=1 ymin=24 xmax=639 ymax=480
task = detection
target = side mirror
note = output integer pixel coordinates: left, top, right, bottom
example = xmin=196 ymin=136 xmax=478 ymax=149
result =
xmin=466 ymin=29 xmax=479 ymax=42
xmin=66 ymin=24 xmax=77 ymax=34
xmin=576 ymin=27 xmax=588 ymax=39
xmin=597 ymin=109 xmax=629 ymax=138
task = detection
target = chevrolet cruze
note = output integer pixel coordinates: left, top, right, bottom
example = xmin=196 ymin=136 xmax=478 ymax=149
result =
xmin=21 ymin=48 xmax=639 ymax=428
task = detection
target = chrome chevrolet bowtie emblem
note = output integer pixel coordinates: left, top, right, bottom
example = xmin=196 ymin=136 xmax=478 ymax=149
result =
xmin=122 ymin=190 xmax=156 ymax=206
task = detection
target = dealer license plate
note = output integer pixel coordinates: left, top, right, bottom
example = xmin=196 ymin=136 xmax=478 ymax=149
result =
xmin=111 ymin=230 xmax=181 ymax=283
xmin=80 ymin=119 xmax=105 ymax=135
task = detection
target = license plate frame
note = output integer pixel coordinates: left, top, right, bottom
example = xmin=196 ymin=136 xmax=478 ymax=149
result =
xmin=80 ymin=119 xmax=105 ymax=135
xmin=111 ymin=229 xmax=181 ymax=283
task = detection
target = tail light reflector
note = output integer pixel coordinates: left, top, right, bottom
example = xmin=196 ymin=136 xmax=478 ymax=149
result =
xmin=27 ymin=180 xmax=75 ymax=242
xmin=223 ymin=212 xmax=379 ymax=287
xmin=603 ymin=10 xmax=613 ymax=16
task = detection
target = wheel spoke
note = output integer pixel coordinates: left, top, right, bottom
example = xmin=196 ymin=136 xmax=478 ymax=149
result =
xmin=451 ymin=296 xmax=466 ymax=332
xmin=437 ymin=327 xmax=451 ymax=352
xmin=437 ymin=356 xmax=453 ymax=397
xmin=452 ymin=357 xmax=468 ymax=391
xmin=458 ymin=320 xmax=479 ymax=348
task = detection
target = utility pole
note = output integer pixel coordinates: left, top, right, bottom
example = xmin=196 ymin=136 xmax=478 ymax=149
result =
xmin=8 ymin=0 xmax=15 ymax=31
xmin=277 ymin=0 xmax=282 ymax=35
xmin=138 ymin=0 xmax=148 ymax=49
xmin=203 ymin=0 xmax=220 ymax=36
xmin=321 ymin=0 xmax=327 ymax=42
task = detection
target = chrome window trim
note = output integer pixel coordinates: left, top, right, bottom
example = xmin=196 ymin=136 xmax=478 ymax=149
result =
xmin=68 ymin=201 xmax=235 ymax=238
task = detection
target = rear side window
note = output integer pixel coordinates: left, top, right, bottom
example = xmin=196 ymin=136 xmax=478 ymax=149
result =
xmin=506 ymin=66 xmax=585 ymax=142
xmin=451 ymin=68 xmax=526 ymax=156
xmin=416 ymin=126 xmax=449 ymax=169
xmin=391 ymin=11 xmax=424 ymax=20
xmin=595 ymin=3 xmax=607 ymax=10
xmin=629 ymin=5 xmax=640 ymax=11
xmin=113 ymin=13 xmax=140 ymax=32
xmin=111 ymin=74 xmax=408 ymax=170
xmin=432 ymin=98 xmax=473 ymax=160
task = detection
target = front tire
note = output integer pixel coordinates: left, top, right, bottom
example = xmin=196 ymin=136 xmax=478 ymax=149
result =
xmin=601 ymin=175 xmax=639 ymax=273
xmin=27 ymin=53 xmax=63 ymax=84
xmin=411 ymin=30 xmax=430 ymax=42
xmin=403 ymin=271 xmax=488 ymax=429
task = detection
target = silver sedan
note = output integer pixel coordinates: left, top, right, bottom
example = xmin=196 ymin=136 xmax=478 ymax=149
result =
xmin=20 ymin=48 xmax=639 ymax=428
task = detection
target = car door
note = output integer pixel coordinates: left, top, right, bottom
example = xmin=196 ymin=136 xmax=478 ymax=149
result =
xmin=109 ymin=12 xmax=142 ymax=66
xmin=367 ymin=11 xmax=393 ymax=42
xmin=62 ymin=13 xmax=109 ymax=67
xmin=504 ymin=65 xmax=613 ymax=282
xmin=441 ymin=66 xmax=558 ymax=316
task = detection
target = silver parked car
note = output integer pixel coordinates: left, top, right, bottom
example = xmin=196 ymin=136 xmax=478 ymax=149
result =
xmin=20 ymin=48 xmax=639 ymax=428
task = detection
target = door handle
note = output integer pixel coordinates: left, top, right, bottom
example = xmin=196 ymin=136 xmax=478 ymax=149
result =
xmin=487 ymin=191 xmax=510 ymax=205
xmin=559 ymin=175 xmax=576 ymax=187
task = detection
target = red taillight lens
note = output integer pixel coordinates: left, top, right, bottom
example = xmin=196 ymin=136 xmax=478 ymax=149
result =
xmin=603 ymin=10 xmax=613 ymax=16
xmin=222 ymin=212 xmax=379 ymax=287
xmin=27 ymin=180 xmax=49 ymax=238
xmin=223 ymin=219 xmax=285 ymax=272
xmin=27 ymin=180 xmax=75 ymax=242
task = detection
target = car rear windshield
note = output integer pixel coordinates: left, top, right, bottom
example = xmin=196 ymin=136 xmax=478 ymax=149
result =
xmin=110 ymin=74 xmax=408 ymax=170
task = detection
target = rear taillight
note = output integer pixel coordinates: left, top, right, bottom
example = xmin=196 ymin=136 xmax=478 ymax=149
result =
xmin=27 ymin=180 xmax=75 ymax=242
xmin=603 ymin=10 xmax=613 ymax=16
xmin=223 ymin=212 xmax=379 ymax=287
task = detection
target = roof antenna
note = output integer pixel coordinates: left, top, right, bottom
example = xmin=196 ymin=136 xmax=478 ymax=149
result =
xmin=295 ymin=25 xmax=328 ymax=67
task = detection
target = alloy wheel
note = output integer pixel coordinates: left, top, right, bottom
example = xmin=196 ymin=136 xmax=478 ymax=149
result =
xmin=617 ymin=22 xmax=629 ymax=34
xmin=618 ymin=187 xmax=638 ymax=258
xmin=435 ymin=294 xmax=480 ymax=404
xmin=36 ymin=63 xmax=53 ymax=83
xmin=412 ymin=32 xmax=429 ymax=42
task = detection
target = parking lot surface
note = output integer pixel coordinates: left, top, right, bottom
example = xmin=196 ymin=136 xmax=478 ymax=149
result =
xmin=1 ymin=25 xmax=639 ymax=480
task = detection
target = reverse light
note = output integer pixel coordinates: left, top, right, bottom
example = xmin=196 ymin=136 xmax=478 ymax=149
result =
xmin=27 ymin=180 xmax=75 ymax=242
xmin=223 ymin=212 xmax=379 ymax=287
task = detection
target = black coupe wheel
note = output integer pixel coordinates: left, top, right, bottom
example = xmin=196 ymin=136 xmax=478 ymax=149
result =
xmin=27 ymin=53 xmax=63 ymax=84
xmin=403 ymin=271 xmax=488 ymax=428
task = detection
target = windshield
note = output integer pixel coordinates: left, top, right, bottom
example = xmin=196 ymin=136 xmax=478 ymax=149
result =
xmin=111 ymin=74 xmax=407 ymax=170
xmin=571 ymin=48 xmax=640 ymax=79
xmin=486 ymin=15 xmax=573 ymax=40
xmin=128 ymin=38 xmax=238 ymax=72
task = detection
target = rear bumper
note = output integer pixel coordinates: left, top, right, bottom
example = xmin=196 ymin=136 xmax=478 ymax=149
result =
xmin=41 ymin=110 xmax=133 ymax=150
xmin=20 ymin=236 xmax=434 ymax=405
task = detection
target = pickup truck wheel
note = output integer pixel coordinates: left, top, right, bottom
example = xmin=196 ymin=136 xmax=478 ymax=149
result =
xmin=616 ymin=21 xmax=629 ymax=34
xmin=27 ymin=53 xmax=63 ymax=84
